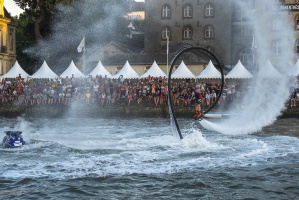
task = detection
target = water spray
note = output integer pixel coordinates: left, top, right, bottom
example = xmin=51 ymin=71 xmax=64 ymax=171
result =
xmin=167 ymin=47 xmax=225 ymax=139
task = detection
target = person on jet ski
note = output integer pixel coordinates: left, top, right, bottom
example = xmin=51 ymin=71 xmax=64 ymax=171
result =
xmin=2 ymin=131 xmax=25 ymax=148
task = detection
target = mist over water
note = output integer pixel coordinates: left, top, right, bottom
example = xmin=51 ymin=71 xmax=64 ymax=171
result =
xmin=200 ymin=0 xmax=295 ymax=135
xmin=23 ymin=0 xmax=294 ymax=136
xmin=26 ymin=0 xmax=129 ymax=73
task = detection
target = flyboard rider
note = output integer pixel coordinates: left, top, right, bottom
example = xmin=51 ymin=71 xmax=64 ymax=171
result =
xmin=193 ymin=85 xmax=203 ymax=120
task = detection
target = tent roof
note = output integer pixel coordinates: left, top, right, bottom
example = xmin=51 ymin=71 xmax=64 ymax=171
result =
xmin=60 ymin=61 xmax=85 ymax=78
xmin=226 ymin=60 xmax=253 ymax=79
xmin=1 ymin=61 xmax=30 ymax=79
xmin=140 ymin=61 xmax=166 ymax=78
xmin=171 ymin=61 xmax=196 ymax=79
xmin=88 ymin=61 xmax=113 ymax=78
xmin=197 ymin=60 xmax=221 ymax=79
xmin=289 ymin=59 xmax=299 ymax=76
xmin=258 ymin=60 xmax=281 ymax=78
xmin=114 ymin=60 xmax=139 ymax=79
xmin=31 ymin=61 xmax=58 ymax=79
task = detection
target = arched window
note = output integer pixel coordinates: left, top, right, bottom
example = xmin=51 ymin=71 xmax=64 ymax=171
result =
xmin=272 ymin=40 xmax=282 ymax=55
xmin=239 ymin=49 xmax=252 ymax=65
xmin=204 ymin=25 xmax=214 ymax=38
xmin=162 ymin=4 xmax=171 ymax=19
xmin=183 ymin=25 xmax=193 ymax=40
xmin=162 ymin=26 xmax=171 ymax=40
xmin=272 ymin=16 xmax=281 ymax=31
xmin=295 ymin=15 xmax=299 ymax=30
xmin=183 ymin=4 xmax=193 ymax=18
xmin=296 ymin=40 xmax=299 ymax=54
xmin=205 ymin=3 xmax=214 ymax=17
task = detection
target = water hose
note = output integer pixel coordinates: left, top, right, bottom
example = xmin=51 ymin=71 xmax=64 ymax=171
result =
xmin=167 ymin=47 xmax=225 ymax=139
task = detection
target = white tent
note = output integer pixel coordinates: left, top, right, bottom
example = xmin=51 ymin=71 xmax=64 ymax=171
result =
xmin=114 ymin=60 xmax=139 ymax=79
xmin=60 ymin=60 xmax=85 ymax=78
xmin=140 ymin=61 xmax=166 ymax=78
xmin=197 ymin=60 xmax=222 ymax=79
xmin=171 ymin=60 xmax=196 ymax=79
xmin=288 ymin=59 xmax=299 ymax=76
xmin=258 ymin=59 xmax=281 ymax=78
xmin=226 ymin=60 xmax=253 ymax=79
xmin=88 ymin=61 xmax=113 ymax=78
xmin=31 ymin=60 xmax=58 ymax=79
xmin=1 ymin=60 xmax=30 ymax=79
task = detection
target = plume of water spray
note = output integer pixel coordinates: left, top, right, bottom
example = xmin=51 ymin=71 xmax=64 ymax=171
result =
xmin=25 ymin=0 xmax=130 ymax=73
xmin=200 ymin=0 xmax=295 ymax=135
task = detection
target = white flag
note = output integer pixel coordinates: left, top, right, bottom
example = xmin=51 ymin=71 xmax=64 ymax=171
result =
xmin=77 ymin=37 xmax=85 ymax=53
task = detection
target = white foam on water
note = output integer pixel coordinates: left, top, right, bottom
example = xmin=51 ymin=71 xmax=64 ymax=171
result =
xmin=1 ymin=117 xmax=298 ymax=180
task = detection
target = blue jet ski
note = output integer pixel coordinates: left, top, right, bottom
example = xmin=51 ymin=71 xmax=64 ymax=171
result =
xmin=1 ymin=131 xmax=26 ymax=148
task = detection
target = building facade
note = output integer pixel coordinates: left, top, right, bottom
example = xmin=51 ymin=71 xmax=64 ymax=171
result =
xmin=144 ymin=0 xmax=299 ymax=73
xmin=144 ymin=0 xmax=234 ymax=68
xmin=0 ymin=0 xmax=17 ymax=75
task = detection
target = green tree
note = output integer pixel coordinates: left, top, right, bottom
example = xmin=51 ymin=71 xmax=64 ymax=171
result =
xmin=14 ymin=11 xmax=38 ymax=74
xmin=13 ymin=0 xmax=74 ymax=45
xmin=13 ymin=0 xmax=134 ymax=73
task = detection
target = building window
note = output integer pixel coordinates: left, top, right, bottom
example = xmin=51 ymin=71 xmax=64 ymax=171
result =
xmin=241 ymin=25 xmax=252 ymax=38
xmin=162 ymin=26 xmax=170 ymax=40
xmin=239 ymin=49 xmax=252 ymax=65
xmin=204 ymin=25 xmax=214 ymax=39
xmin=272 ymin=40 xmax=282 ymax=55
xmin=205 ymin=3 xmax=214 ymax=17
xmin=272 ymin=16 xmax=281 ymax=31
xmin=295 ymin=15 xmax=299 ymax=30
xmin=10 ymin=29 xmax=14 ymax=50
xmin=237 ymin=1 xmax=251 ymax=22
xmin=162 ymin=4 xmax=171 ymax=19
xmin=296 ymin=40 xmax=299 ymax=54
xmin=183 ymin=25 xmax=193 ymax=40
xmin=183 ymin=4 xmax=193 ymax=18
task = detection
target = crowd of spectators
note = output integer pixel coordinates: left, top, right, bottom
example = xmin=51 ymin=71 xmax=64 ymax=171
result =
xmin=0 ymin=74 xmax=245 ymax=109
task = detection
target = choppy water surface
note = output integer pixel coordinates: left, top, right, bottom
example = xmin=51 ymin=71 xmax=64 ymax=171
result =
xmin=0 ymin=116 xmax=298 ymax=199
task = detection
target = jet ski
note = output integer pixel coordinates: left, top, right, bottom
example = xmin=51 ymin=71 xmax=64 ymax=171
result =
xmin=1 ymin=131 xmax=26 ymax=148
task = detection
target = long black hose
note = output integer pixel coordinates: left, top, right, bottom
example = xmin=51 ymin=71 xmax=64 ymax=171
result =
xmin=167 ymin=47 xmax=225 ymax=139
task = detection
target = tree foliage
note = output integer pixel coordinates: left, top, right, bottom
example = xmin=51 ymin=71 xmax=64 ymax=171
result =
xmin=13 ymin=0 xmax=134 ymax=73
xmin=13 ymin=0 xmax=75 ymax=44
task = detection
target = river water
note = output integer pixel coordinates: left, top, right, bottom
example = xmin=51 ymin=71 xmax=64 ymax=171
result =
xmin=0 ymin=116 xmax=298 ymax=199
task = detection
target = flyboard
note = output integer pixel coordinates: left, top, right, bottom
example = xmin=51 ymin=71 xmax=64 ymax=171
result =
xmin=167 ymin=47 xmax=225 ymax=139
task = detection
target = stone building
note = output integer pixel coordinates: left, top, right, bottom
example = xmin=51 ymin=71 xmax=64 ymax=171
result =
xmin=144 ymin=0 xmax=235 ymax=70
xmin=0 ymin=0 xmax=17 ymax=75
xmin=87 ymin=0 xmax=299 ymax=76
xmin=143 ymin=0 xmax=299 ymax=74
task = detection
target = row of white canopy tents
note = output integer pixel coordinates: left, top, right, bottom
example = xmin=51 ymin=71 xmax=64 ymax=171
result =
xmin=0 ymin=60 xmax=166 ymax=79
xmin=2 ymin=58 xmax=298 ymax=80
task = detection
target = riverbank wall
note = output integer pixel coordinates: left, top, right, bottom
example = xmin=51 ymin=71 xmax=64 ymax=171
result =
xmin=0 ymin=102 xmax=298 ymax=118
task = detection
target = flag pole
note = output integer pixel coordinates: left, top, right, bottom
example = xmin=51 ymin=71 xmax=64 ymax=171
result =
xmin=83 ymin=37 xmax=86 ymax=74
xmin=166 ymin=29 xmax=169 ymax=75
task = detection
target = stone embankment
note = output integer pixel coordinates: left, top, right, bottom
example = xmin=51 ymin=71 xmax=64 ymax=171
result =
xmin=0 ymin=102 xmax=298 ymax=118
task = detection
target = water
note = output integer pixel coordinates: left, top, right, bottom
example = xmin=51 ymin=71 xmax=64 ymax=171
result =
xmin=0 ymin=116 xmax=298 ymax=199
